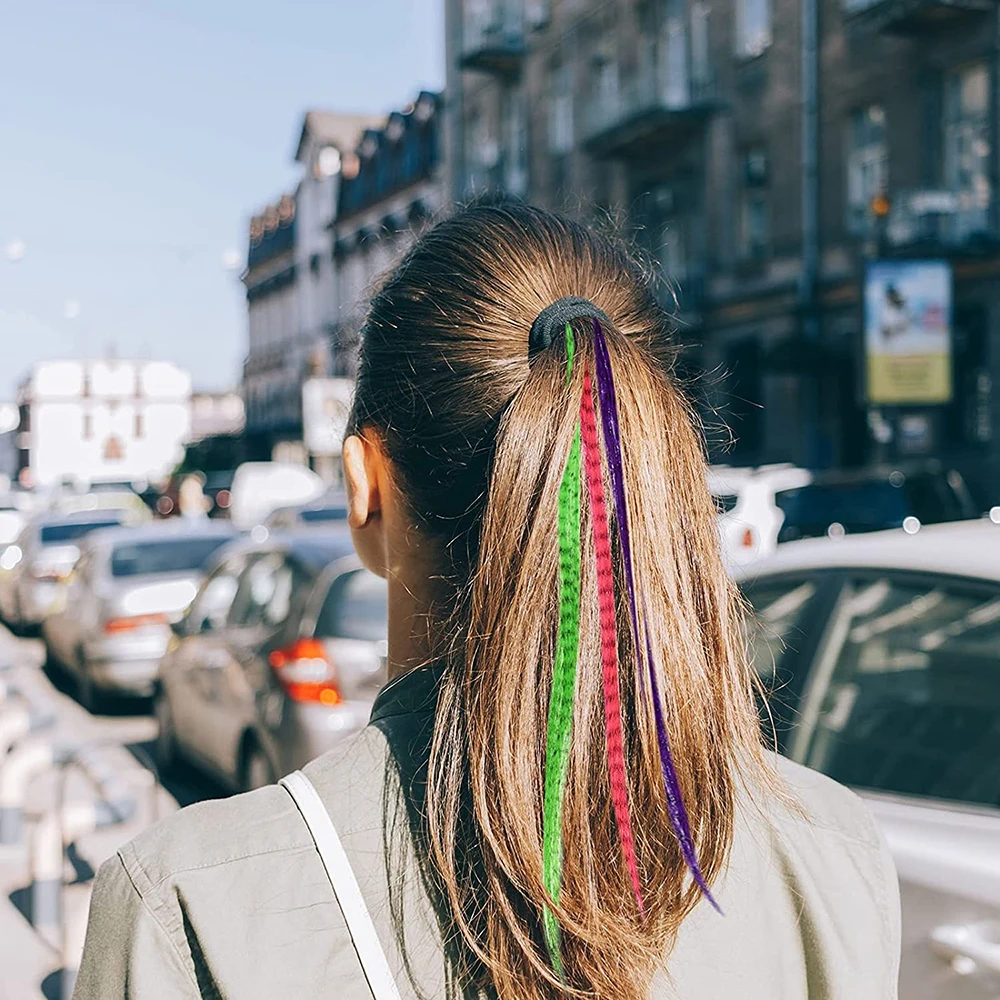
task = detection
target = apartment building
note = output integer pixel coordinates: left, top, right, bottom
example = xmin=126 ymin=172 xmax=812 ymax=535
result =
xmin=446 ymin=0 xmax=1000 ymax=497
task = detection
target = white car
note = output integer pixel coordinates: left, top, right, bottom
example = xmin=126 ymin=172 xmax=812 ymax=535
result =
xmin=735 ymin=519 xmax=1000 ymax=1000
xmin=228 ymin=462 xmax=325 ymax=530
xmin=708 ymin=464 xmax=811 ymax=567
xmin=44 ymin=521 xmax=236 ymax=709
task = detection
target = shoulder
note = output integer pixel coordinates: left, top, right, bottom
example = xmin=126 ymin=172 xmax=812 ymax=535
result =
xmin=119 ymin=725 xmax=392 ymax=898
xmin=773 ymin=756 xmax=884 ymax=850
xmin=118 ymin=783 xmax=310 ymax=900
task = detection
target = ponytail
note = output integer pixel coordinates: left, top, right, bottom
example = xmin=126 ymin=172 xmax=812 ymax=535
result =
xmin=352 ymin=202 xmax=771 ymax=998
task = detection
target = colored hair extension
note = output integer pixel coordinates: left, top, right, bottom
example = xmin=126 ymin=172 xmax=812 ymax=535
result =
xmin=541 ymin=325 xmax=582 ymax=974
xmin=580 ymin=360 xmax=645 ymax=916
xmin=592 ymin=319 xmax=719 ymax=912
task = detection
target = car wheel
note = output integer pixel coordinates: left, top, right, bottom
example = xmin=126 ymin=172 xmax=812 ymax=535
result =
xmin=243 ymin=742 xmax=276 ymax=792
xmin=154 ymin=689 xmax=178 ymax=774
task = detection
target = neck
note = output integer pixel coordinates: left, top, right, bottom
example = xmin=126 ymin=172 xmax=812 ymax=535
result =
xmin=384 ymin=525 xmax=444 ymax=681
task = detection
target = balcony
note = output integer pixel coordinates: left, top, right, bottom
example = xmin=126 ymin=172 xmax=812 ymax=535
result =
xmin=884 ymin=189 xmax=998 ymax=254
xmin=460 ymin=2 xmax=526 ymax=77
xmin=582 ymin=65 xmax=716 ymax=159
xmin=841 ymin=0 xmax=996 ymax=34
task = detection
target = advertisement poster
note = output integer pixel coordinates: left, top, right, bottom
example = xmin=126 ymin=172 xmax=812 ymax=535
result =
xmin=302 ymin=378 xmax=354 ymax=457
xmin=864 ymin=260 xmax=952 ymax=404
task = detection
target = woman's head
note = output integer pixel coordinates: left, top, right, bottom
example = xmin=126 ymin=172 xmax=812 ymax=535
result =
xmin=344 ymin=201 xmax=768 ymax=998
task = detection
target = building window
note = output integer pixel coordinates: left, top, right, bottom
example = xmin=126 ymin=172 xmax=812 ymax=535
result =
xmin=548 ymin=64 xmax=574 ymax=155
xmin=503 ymin=87 xmax=529 ymax=196
xmin=739 ymin=147 xmax=770 ymax=259
xmin=847 ymin=105 xmax=888 ymax=237
xmin=945 ymin=62 xmax=990 ymax=243
xmin=736 ymin=0 xmax=771 ymax=58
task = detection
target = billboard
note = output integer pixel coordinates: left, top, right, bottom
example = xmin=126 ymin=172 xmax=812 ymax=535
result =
xmin=302 ymin=378 xmax=354 ymax=457
xmin=864 ymin=260 xmax=952 ymax=405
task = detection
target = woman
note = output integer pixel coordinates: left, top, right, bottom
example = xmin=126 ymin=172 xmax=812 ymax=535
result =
xmin=76 ymin=203 xmax=899 ymax=999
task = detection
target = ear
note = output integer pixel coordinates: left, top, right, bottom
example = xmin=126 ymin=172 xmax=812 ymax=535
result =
xmin=343 ymin=434 xmax=380 ymax=529
xmin=343 ymin=432 xmax=390 ymax=577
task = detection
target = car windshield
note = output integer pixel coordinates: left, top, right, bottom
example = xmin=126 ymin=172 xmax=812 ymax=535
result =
xmin=299 ymin=506 xmax=348 ymax=523
xmin=111 ymin=537 xmax=231 ymax=577
xmin=40 ymin=519 xmax=121 ymax=544
xmin=775 ymin=474 xmax=969 ymax=541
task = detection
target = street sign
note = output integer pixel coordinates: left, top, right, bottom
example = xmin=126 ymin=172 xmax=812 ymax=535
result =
xmin=302 ymin=378 xmax=354 ymax=457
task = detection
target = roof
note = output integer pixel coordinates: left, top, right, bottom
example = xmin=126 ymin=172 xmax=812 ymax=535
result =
xmin=734 ymin=519 xmax=1000 ymax=584
xmin=294 ymin=111 xmax=385 ymax=163
xmin=205 ymin=526 xmax=355 ymax=575
xmin=84 ymin=521 xmax=238 ymax=549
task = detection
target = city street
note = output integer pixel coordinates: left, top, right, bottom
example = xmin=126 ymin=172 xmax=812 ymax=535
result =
xmin=0 ymin=624 xmax=221 ymax=999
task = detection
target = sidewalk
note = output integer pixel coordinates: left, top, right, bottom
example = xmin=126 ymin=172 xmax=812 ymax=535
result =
xmin=0 ymin=628 xmax=179 ymax=1000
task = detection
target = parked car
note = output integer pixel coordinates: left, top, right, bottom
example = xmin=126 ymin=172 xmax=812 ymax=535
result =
xmin=736 ymin=519 xmax=1000 ymax=1000
xmin=0 ymin=494 xmax=26 ymax=549
xmin=264 ymin=493 xmax=348 ymax=531
xmin=54 ymin=486 xmax=152 ymax=521
xmin=0 ymin=510 xmax=133 ymax=632
xmin=154 ymin=529 xmax=386 ymax=791
xmin=773 ymin=463 xmax=978 ymax=543
xmin=228 ymin=462 xmax=325 ymax=530
xmin=43 ymin=521 xmax=237 ymax=709
xmin=708 ymin=464 xmax=811 ymax=567
xmin=709 ymin=462 xmax=978 ymax=568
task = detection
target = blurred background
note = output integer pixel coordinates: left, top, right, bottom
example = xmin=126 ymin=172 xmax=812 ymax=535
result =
xmin=0 ymin=1 xmax=999 ymax=998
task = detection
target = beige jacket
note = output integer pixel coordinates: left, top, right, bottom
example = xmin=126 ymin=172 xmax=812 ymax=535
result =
xmin=75 ymin=667 xmax=901 ymax=999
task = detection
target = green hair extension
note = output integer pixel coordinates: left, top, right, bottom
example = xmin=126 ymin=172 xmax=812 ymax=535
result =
xmin=541 ymin=323 xmax=582 ymax=975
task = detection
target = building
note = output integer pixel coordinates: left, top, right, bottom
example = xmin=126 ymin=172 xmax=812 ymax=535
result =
xmin=15 ymin=360 xmax=191 ymax=488
xmin=445 ymin=0 xmax=1000 ymax=498
xmin=188 ymin=391 xmax=245 ymax=443
xmin=331 ymin=91 xmax=446 ymax=375
xmin=243 ymin=112 xmax=381 ymax=463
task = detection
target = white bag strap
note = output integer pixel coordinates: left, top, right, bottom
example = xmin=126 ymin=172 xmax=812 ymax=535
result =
xmin=280 ymin=770 xmax=401 ymax=1000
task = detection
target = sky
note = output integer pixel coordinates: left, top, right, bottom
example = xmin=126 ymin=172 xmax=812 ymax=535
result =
xmin=0 ymin=0 xmax=444 ymax=398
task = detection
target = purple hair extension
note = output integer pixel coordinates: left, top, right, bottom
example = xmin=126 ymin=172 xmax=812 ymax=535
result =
xmin=592 ymin=318 xmax=721 ymax=913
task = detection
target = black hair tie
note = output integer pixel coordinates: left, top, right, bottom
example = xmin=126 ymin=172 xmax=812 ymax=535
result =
xmin=528 ymin=296 xmax=611 ymax=357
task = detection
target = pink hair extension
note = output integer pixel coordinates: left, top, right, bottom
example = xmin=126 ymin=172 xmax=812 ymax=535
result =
xmin=580 ymin=361 xmax=645 ymax=917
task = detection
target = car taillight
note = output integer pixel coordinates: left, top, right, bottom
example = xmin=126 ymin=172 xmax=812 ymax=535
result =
xmin=103 ymin=613 xmax=169 ymax=634
xmin=741 ymin=527 xmax=756 ymax=549
xmin=269 ymin=638 xmax=342 ymax=705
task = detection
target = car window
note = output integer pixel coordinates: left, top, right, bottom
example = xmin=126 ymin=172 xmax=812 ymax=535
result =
xmin=315 ymin=569 xmax=388 ymax=642
xmin=110 ymin=537 xmax=230 ymax=577
xmin=227 ymin=553 xmax=296 ymax=629
xmin=744 ymin=577 xmax=817 ymax=683
xmin=188 ymin=559 xmax=242 ymax=633
xmin=712 ymin=494 xmax=739 ymax=515
xmin=39 ymin=519 xmax=122 ymax=544
xmin=791 ymin=575 xmax=1000 ymax=808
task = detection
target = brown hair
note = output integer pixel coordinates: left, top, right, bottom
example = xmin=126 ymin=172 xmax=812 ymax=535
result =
xmin=352 ymin=201 xmax=771 ymax=998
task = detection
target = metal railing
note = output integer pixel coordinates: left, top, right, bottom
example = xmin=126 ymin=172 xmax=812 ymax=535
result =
xmin=582 ymin=60 xmax=715 ymax=145
xmin=462 ymin=0 xmax=525 ymax=58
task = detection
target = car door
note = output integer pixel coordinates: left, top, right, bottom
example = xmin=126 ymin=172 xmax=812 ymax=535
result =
xmin=784 ymin=569 xmax=1000 ymax=1000
xmin=47 ymin=550 xmax=89 ymax=671
xmin=166 ymin=553 xmax=245 ymax=770
xmin=198 ymin=550 xmax=297 ymax=782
